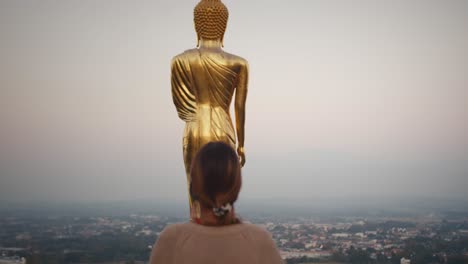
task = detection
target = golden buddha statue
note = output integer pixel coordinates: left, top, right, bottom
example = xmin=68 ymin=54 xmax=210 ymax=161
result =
xmin=171 ymin=0 xmax=249 ymax=191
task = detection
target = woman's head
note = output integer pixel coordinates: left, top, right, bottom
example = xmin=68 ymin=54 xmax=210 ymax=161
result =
xmin=190 ymin=142 xmax=241 ymax=219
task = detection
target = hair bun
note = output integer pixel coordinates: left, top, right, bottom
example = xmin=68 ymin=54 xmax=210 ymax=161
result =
xmin=212 ymin=203 xmax=232 ymax=217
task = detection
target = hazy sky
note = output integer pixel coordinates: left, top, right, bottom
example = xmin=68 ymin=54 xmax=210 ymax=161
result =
xmin=1 ymin=0 xmax=467 ymax=203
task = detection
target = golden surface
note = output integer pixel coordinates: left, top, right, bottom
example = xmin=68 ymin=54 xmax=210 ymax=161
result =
xmin=171 ymin=0 xmax=249 ymax=188
xmin=194 ymin=0 xmax=228 ymax=45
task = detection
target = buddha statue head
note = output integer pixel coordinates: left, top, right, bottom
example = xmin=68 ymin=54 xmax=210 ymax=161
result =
xmin=194 ymin=0 xmax=229 ymax=47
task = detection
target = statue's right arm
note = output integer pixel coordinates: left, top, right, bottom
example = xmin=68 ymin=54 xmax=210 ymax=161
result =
xmin=235 ymin=60 xmax=249 ymax=166
xmin=171 ymin=56 xmax=196 ymax=121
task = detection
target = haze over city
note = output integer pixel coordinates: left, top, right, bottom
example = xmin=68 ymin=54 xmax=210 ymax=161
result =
xmin=0 ymin=0 xmax=467 ymax=203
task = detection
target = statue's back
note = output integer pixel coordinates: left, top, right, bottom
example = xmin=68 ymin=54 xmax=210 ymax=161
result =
xmin=171 ymin=48 xmax=247 ymax=178
xmin=182 ymin=49 xmax=246 ymax=108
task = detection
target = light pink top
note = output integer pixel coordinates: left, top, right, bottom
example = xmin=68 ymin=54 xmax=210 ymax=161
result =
xmin=149 ymin=221 xmax=283 ymax=264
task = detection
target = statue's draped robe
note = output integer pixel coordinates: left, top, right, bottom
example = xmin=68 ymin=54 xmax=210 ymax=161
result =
xmin=171 ymin=50 xmax=238 ymax=181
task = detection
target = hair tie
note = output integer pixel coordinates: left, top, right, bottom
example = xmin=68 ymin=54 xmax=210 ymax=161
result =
xmin=212 ymin=203 xmax=232 ymax=217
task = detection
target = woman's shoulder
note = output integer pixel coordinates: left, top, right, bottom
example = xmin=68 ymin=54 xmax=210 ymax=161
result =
xmin=159 ymin=221 xmax=274 ymax=244
xmin=238 ymin=222 xmax=274 ymax=240
xmin=159 ymin=222 xmax=194 ymax=235
xmin=157 ymin=223 xmax=180 ymax=241
xmin=155 ymin=222 xmax=195 ymax=247
xmin=239 ymin=221 xmax=269 ymax=232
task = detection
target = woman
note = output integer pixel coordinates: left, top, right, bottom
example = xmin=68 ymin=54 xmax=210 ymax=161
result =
xmin=149 ymin=142 xmax=283 ymax=264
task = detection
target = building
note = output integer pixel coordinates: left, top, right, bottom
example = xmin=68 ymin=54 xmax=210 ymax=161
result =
xmin=401 ymin=257 xmax=411 ymax=264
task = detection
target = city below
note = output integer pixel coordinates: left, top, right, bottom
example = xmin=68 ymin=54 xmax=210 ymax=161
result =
xmin=0 ymin=198 xmax=467 ymax=264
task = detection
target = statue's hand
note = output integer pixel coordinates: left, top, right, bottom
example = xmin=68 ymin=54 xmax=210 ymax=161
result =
xmin=237 ymin=147 xmax=246 ymax=167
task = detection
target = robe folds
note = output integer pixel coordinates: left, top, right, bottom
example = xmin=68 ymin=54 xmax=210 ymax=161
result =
xmin=171 ymin=49 xmax=238 ymax=181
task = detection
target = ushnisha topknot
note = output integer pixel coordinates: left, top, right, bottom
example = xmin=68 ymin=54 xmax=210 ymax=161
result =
xmin=194 ymin=0 xmax=229 ymax=44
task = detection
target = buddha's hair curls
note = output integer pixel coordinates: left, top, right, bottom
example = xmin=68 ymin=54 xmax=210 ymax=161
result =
xmin=194 ymin=0 xmax=229 ymax=42
xmin=190 ymin=142 xmax=241 ymax=222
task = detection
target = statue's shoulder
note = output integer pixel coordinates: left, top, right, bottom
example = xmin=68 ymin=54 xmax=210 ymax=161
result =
xmin=222 ymin=51 xmax=249 ymax=69
xmin=171 ymin=49 xmax=199 ymax=64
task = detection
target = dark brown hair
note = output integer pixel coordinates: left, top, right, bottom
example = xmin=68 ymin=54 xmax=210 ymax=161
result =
xmin=190 ymin=142 xmax=242 ymax=222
